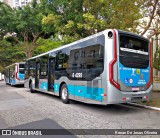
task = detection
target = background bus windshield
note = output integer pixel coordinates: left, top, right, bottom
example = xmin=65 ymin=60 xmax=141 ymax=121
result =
xmin=19 ymin=64 xmax=25 ymax=74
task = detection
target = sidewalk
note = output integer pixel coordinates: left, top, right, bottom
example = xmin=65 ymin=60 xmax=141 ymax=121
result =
xmin=138 ymin=82 xmax=160 ymax=109
xmin=152 ymin=91 xmax=160 ymax=99
xmin=153 ymin=82 xmax=160 ymax=92
xmin=152 ymin=82 xmax=160 ymax=107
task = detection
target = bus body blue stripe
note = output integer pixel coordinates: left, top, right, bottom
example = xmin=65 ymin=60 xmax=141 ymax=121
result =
xmin=38 ymin=82 xmax=104 ymax=101
xmin=54 ymin=83 xmax=104 ymax=101
xmin=40 ymin=82 xmax=48 ymax=91
xmin=11 ymin=79 xmax=16 ymax=85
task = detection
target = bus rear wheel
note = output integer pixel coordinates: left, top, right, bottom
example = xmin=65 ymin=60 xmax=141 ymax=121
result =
xmin=60 ymin=84 xmax=69 ymax=104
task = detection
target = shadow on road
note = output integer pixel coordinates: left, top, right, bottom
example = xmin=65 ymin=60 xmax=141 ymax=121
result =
xmin=27 ymin=90 xmax=143 ymax=115
xmin=70 ymin=100 xmax=142 ymax=114
xmin=1 ymin=84 xmax=24 ymax=88
xmin=12 ymin=84 xmax=24 ymax=88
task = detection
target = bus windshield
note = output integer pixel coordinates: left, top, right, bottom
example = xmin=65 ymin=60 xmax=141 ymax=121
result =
xmin=19 ymin=64 xmax=25 ymax=74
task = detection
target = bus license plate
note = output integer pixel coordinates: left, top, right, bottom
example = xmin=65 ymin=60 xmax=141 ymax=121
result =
xmin=132 ymin=87 xmax=139 ymax=91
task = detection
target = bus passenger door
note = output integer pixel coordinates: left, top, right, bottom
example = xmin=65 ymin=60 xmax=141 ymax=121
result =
xmin=35 ymin=62 xmax=40 ymax=88
xmin=48 ymin=58 xmax=55 ymax=92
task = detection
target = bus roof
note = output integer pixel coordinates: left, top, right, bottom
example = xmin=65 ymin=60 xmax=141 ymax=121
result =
xmin=27 ymin=29 xmax=109 ymax=60
xmin=28 ymin=29 xmax=149 ymax=60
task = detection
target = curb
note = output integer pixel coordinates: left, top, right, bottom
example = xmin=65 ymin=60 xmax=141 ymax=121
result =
xmin=127 ymin=103 xmax=160 ymax=111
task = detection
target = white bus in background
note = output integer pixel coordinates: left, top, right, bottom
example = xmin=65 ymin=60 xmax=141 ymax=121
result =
xmin=0 ymin=73 xmax=4 ymax=81
xmin=0 ymin=73 xmax=2 ymax=81
xmin=2 ymin=74 xmax=4 ymax=80
xmin=4 ymin=62 xmax=25 ymax=85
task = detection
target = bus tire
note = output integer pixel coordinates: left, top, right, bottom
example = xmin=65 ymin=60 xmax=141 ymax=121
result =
xmin=30 ymin=82 xmax=35 ymax=93
xmin=60 ymin=84 xmax=69 ymax=104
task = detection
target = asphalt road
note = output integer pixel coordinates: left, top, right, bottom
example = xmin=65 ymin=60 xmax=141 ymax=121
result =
xmin=0 ymin=81 xmax=160 ymax=138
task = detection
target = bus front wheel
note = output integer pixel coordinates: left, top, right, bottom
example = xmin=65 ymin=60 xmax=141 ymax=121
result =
xmin=60 ymin=84 xmax=69 ymax=104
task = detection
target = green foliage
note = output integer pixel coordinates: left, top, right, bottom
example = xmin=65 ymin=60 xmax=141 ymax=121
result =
xmin=42 ymin=0 xmax=85 ymax=42
xmin=42 ymin=0 xmax=142 ymax=43
xmin=34 ymin=37 xmax=63 ymax=56
xmin=0 ymin=1 xmax=44 ymax=58
xmin=0 ymin=40 xmax=26 ymax=72
xmin=0 ymin=0 xmax=143 ymax=72
xmin=109 ymin=0 xmax=141 ymax=30
xmin=14 ymin=3 xmax=43 ymax=41
xmin=77 ymin=12 xmax=106 ymax=34
xmin=42 ymin=14 xmax=62 ymax=33
xmin=0 ymin=3 xmax=15 ymax=39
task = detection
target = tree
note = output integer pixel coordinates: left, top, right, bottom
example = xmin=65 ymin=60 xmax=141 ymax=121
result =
xmin=0 ymin=39 xmax=25 ymax=72
xmin=0 ymin=1 xmax=44 ymax=58
xmin=139 ymin=0 xmax=159 ymax=37
xmin=41 ymin=0 xmax=85 ymax=43
xmin=34 ymin=37 xmax=62 ymax=55
xmin=42 ymin=0 xmax=142 ymax=43
xmin=15 ymin=1 xmax=43 ymax=58
xmin=138 ymin=0 xmax=160 ymax=71
xmin=0 ymin=2 xmax=16 ymax=40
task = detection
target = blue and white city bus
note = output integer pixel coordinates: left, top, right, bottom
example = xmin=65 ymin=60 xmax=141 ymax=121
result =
xmin=4 ymin=62 xmax=25 ymax=86
xmin=24 ymin=29 xmax=152 ymax=104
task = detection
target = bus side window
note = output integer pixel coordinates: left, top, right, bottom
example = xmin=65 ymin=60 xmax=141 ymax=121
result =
xmin=55 ymin=51 xmax=69 ymax=71
xmin=28 ymin=60 xmax=36 ymax=77
xmin=68 ymin=44 xmax=104 ymax=80
xmin=40 ymin=56 xmax=48 ymax=79
xmin=40 ymin=63 xmax=48 ymax=76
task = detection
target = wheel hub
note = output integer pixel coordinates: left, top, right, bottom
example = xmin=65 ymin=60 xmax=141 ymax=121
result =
xmin=62 ymin=88 xmax=67 ymax=100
